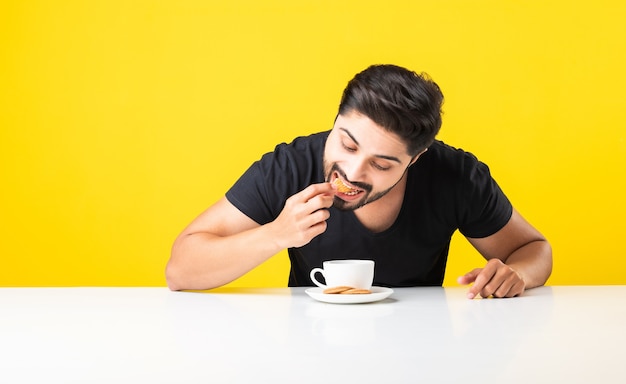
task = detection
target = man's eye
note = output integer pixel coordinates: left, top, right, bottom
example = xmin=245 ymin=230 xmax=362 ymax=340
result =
xmin=342 ymin=143 xmax=357 ymax=152
xmin=372 ymin=162 xmax=390 ymax=171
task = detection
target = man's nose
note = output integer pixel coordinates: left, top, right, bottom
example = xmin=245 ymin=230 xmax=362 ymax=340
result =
xmin=343 ymin=158 xmax=368 ymax=182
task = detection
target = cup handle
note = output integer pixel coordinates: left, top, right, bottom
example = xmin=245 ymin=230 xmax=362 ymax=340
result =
xmin=310 ymin=268 xmax=326 ymax=288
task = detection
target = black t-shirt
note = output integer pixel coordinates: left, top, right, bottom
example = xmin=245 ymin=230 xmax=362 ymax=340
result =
xmin=225 ymin=131 xmax=512 ymax=287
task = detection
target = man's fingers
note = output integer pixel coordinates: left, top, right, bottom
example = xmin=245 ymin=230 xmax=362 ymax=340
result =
xmin=492 ymin=271 xmax=525 ymax=298
xmin=306 ymin=192 xmax=334 ymax=211
xmin=462 ymin=259 xmax=526 ymax=299
xmin=465 ymin=261 xmax=499 ymax=299
xmin=299 ymin=182 xmax=334 ymax=202
xmin=457 ymin=268 xmax=485 ymax=300
xmin=307 ymin=207 xmax=331 ymax=228
xmin=491 ymin=272 xmax=517 ymax=298
xmin=457 ymin=269 xmax=481 ymax=285
xmin=284 ymin=183 xmax=333 ymax=216
xmin=467 ymin=272 xmax=492 ymax=299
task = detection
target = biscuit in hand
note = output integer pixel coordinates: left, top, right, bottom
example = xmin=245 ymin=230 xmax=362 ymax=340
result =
xmin=333 ymin=178 xmax=353 ymax=193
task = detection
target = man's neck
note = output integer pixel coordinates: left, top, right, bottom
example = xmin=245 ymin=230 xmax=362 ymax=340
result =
xmin=353 ymin=173 xmax=407 ymax=233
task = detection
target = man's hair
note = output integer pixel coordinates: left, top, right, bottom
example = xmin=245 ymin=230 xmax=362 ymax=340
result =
xmin=338 ymin=64 xmax=444 ymax=156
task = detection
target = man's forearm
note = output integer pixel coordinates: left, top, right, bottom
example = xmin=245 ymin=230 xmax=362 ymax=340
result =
xmin=166 ymin=224 xmax=285 ymax=291
xmin=505 ymin=239 xmax=553 ymax=290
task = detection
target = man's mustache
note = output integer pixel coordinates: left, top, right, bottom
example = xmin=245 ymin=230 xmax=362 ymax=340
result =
xmin=330 ymin=164 xmax=373 ymax=192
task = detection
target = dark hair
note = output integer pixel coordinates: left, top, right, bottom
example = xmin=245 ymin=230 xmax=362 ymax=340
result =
xmin=338 ymin=64 xmax=444 ymax=155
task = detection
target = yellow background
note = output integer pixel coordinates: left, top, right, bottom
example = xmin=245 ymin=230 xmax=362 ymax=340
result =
xmin=1 ymin=1 xmax=625 ymax=287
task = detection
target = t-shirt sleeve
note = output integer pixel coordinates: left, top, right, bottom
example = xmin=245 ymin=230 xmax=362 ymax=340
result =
xmin=457 ymin=158 xmax=513 ymax=238
xmin=225 ymin=142 xmax=309 ymax=226
xmin=225 ymin=160 xmax=275 ymax=225
xmin=225 ymin=156 xmax=282 ymax=225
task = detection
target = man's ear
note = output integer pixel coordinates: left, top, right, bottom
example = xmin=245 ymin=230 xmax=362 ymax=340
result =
xmin=409 ymin=148 xmax=428 ymax=166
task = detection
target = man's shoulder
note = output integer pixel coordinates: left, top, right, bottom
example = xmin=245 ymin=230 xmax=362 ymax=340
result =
xmin=226 ymin=131 xmax=329 ymax=223
xmin=428 ymin=140 xmax=476 ymax=158
xmin=263 ymin=131 xmax=328 ymax=168
xmin=277 ymin=130 xmax=329 ymax=152
xmin=408 ymin=140 xmax=491 ymax=192
xmin=420 ymin=140 xmax=480 ymax=169
xmin=251 ymin=131 xmax=328 ymax=184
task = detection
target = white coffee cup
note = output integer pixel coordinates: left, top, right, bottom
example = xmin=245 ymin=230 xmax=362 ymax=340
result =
xmin=310 ymin=259 xmax=375 ymax=289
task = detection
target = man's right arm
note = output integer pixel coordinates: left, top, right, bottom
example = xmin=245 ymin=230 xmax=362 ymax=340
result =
xmin=166 ymin=183 xmax=334 ymax=291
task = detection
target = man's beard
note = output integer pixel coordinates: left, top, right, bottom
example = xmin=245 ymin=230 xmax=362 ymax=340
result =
xmin=332 ymin=187 xmax=394 ymax=211
xmin=324 ymin=161 xmax=404 ymax=211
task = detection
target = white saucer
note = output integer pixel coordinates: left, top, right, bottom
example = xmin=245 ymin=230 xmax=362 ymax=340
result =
xmin=305 ymin=286 xmax=394 ymax=304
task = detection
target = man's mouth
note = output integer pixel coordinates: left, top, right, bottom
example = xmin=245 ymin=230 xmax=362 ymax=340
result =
xmin=332 ymin=176 xmax=363 ymax=197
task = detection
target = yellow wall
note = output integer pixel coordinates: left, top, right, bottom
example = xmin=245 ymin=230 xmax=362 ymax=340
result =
xmin=1 ymin=1 xmax=625 ymax=287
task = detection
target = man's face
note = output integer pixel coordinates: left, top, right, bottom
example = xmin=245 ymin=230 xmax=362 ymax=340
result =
xmin=323 ymin=110 xmax=419 ymax=211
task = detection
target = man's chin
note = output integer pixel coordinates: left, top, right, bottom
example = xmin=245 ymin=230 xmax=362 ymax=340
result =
xmin=333 ymin=188 xmax=391 ymax=211
xmin=332 ymin=196 xmax=367 ymax=211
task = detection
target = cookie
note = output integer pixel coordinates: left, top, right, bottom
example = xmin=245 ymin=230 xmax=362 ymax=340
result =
xmin=323 ymin=286 xmax=353 ymax=294
xmin=333 ymin=178 xmax=353 ymax=193
xmin=340 ymin=288 xmax=372 ymax=294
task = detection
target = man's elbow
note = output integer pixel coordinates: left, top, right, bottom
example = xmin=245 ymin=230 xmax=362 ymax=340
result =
xmin=165 ymin=251 xmax=223 ymax=291
xmin=165 ymin=261 xmax=184 ymax=291
xmin=542 ymin=239 xmax=554 ymax=284
xmin=528 ymin=238 xmax=553 ymax=288
xmin=166 ymin=237 xmax=192 ymax=291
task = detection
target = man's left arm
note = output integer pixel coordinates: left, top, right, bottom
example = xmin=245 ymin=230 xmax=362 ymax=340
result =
xmin=458 ymin=208 xmax=553 ymax=299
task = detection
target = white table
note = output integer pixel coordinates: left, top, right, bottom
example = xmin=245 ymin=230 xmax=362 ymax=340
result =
xmin=1 ymin=286 xmax=624 ymax=383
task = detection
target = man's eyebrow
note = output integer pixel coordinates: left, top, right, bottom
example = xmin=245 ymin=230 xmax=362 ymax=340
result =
xmin=339 ymin=127 xmax=402 ymax=164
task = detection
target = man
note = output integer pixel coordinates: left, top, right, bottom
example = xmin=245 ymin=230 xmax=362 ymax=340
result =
xmin=166 ymin=64 xmax=552 ymax=298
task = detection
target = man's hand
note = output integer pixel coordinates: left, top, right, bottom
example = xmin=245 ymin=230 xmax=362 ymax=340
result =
xmin=269 ymin=182 xmax=335 ymax=249
xmin=457 ymin=259 xmax=526 ymax=299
